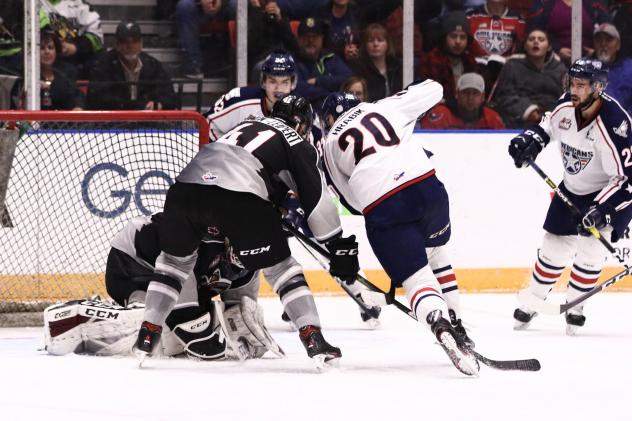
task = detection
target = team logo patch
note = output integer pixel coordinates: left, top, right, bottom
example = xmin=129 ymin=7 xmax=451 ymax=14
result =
xmin=394 ymin=171 xmax=405 ymax=181
xmin=473 ymin=26 xmax=514 ymax=55
xmin=202 ymin=171 xmax=218 ymax=182
xmin=559 ymin=118 xmax=572 ymax=130
xmin=614 ymin=120 xmax=629 ymax=138
xmin=561 ymin=143 xmax=593 ymax=175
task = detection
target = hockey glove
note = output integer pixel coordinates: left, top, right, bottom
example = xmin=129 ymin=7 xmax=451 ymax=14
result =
xmin=282 ymin=194 xmax=306 ymax=231
xmin=578 ymin=204 xmax=612 ymax=236
xmin=325 ymin=235 xmax=359 ymax=284
xmin=508 ymin=126 xmax=549 ymax=168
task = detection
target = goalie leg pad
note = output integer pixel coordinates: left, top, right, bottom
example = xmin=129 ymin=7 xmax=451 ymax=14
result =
xmin=223 ymin=296 xmax=285 ymax=358
xmin=44 ymin=299 xmax=144 ymax=356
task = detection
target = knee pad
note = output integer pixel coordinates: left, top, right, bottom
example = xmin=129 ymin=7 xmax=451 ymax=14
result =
xmin=575 ymin=230 xmax=610 ymax=268
xmin=539 ymin=232 xmax=578 ymax=267
xmin=261 ymin=256 xmax=303 ymax=293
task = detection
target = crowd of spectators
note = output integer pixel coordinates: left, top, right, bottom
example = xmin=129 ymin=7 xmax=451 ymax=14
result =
xmin=2 ymin=0 xmax=632 ymax=131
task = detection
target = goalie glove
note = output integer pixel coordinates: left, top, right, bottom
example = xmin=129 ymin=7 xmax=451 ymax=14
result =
xmin=325 ymin=235 xmax=359 ymax=284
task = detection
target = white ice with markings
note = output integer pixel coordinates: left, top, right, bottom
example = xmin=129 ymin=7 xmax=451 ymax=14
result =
xmin=1 ymin=293 xmax=631 ymax=421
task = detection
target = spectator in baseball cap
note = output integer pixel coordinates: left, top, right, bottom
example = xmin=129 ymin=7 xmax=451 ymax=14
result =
xmin=421 ymin=72 xmax=505 ymax=129
xmin=590 ymin=22 xmax=632 ymax=115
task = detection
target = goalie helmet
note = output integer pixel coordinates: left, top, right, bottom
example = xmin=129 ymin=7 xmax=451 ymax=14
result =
xmin=319 ymin=91 xmax=360 ymax=134
xmin=271 ymin=94 xmax=313 ymax=137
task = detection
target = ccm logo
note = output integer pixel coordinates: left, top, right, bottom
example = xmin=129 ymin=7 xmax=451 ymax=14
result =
xmin=189 ymin=319 xmax=209 ymax=330
xmin=335 ymin=249 xmax=358 ymax=256
xmin=85 ymin=308 xmax=119 ymax=319
xmin=54 ymin=310 xmax=72 ymax=319
xmin=239 ymin=246 xmax=271 ymax=256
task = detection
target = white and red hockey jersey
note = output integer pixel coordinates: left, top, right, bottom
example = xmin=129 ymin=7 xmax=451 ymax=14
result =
xmin=321 ymin=79 xmax=443 ymax=214
xmin=205 ymin=86 xmax=268 ymax=141
xmin=540 ymin=93 xmax=632 ymax=211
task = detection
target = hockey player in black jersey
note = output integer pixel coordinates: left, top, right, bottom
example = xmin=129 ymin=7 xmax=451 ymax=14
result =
xmin=44 ymin=213 xmax=283 ymax=360
xmin=134 ymin=95 xmax=359 ymax=369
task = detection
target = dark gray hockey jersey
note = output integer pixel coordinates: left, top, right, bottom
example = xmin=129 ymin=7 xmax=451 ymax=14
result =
xmin=177 ymin=116 xmax=341 ymax=242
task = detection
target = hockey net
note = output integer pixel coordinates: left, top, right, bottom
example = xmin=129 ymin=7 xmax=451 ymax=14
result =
xmin=0 ymin=111 xmax=208 ymax=326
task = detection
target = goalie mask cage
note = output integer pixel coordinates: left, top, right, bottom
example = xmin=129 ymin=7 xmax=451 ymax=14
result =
xmin=0 ymin=111 xmax=208 ymax=326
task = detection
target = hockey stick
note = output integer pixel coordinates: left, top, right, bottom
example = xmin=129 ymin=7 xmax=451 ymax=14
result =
xmin=288 ymin=227 xmax=374 ymax=313
xmin=517 ymin=159 xmax=632 ymax=313
xmin=283 ymin=222 xmax=541 ymax=372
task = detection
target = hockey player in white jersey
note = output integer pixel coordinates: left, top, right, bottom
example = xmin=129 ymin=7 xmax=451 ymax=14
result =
xmin=317 ymin=85 xmax=479 ymax=376
xmin=205 ymin=50 xmax=297 ymax=141
xmin=509 ymin=58 xmax=632 ymax=335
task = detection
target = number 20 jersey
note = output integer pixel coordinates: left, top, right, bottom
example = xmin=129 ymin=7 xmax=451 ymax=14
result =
xmin=321 ymin=80 xmax=444 ymax=214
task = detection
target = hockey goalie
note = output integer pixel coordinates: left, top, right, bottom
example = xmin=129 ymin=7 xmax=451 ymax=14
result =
xmin=44 ymin=213 xmax=284 ymax=361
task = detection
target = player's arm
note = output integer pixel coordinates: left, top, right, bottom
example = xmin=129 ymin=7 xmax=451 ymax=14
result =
xmin=289 ymin=141 xmax=342 ymax=242
xmin=375 ymin=79 xmax=444 ymax=125
xmin=204 ymin=88 xmax=246 ymax=141
xmin=593 ymin=114 xmax=632 ymax=215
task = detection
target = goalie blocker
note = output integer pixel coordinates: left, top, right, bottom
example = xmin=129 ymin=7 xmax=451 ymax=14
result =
xmin=44 ymin=296 xmax=284 ymax=360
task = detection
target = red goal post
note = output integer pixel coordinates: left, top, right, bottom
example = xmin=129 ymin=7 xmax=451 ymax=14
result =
xmin=0 ymin=111 xmax=209 ymax=326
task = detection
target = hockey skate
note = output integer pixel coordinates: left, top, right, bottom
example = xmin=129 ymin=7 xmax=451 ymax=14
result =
xmin=299 ymin=325 xmax=341 ymax=371
xmin=565 ymin=308 xmax=586 ymax=336
xmin=134 ymin=321 xmax=162 ymax=366
xmin=448 ymin=309 xmax=474 ymax=348
xmin=428 ymin=310 xmax=479 ymax=376
xmin=513 ymin=307 xmax=537 ymax=330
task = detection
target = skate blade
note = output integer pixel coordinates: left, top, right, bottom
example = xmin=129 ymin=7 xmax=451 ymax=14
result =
xmin=566 ymin=325 xmax=579 ymax=336
xmin=135 ymin=349 xmax=148 ymax=368
xmin=312 ymin=354 xmax=341 ymax=372
xmin=438 ymin=332 xmax=479 ymax=377
xmin=364 ymin=318 xmax=381 ymax=330
xmin=513 ymin=320 xmax=531 ymax=331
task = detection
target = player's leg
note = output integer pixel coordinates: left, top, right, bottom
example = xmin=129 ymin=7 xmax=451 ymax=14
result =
xmin=136 ymin=182 xmax=213 ymax=358
xmin=514 ymin=186 xmax=581 ymax=329
xmin=365 ymin=177 xmax=478 ymax=375
xmin=104 ymin=247 xmax=152 ymax=306
xmin=217 ymin=189 xmax=341 ymax=366
xmin=426 ymin=245 xmax=473 ymax=347
xmin=564 ymin=229 xmax=610 ymax=335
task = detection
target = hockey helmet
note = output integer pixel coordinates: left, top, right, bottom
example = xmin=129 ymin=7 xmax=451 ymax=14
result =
xmin=260 ymin=50 xmax=298 ymax=89
xmin=319 ymin=91 xmax=360 ymax=134
xmin=567 ymin=58 xmax=608 ymax=89
xmin=271 ymin=94 xmax=313 ymax=137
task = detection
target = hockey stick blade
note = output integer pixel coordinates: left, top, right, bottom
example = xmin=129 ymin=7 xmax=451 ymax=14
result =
xmin=469 ymin=349 xmax=541 ymax=372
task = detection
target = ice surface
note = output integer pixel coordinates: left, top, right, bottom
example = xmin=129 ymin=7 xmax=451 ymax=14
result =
xmin=1 ymin=293 xmax=631 ymax=421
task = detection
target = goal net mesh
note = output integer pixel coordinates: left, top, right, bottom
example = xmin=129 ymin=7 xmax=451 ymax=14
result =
xmin=0 ymin=111 xmax=207 ymax=326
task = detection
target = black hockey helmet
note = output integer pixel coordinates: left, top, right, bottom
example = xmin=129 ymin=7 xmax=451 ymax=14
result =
xmin=271 ymin=94 xmax=313 ymax=137
xmin=318 ymin=91 xmax=360 ymax=134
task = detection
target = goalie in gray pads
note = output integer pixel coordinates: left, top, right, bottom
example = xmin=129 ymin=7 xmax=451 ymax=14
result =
xmin=44 ymin=213 xmax=284 ymax=360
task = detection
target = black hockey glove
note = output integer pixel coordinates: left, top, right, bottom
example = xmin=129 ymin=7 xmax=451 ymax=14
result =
xmin=578 ymin=204 xmax=612 ymax=236
xmin=325 ymin=235 xmax=359 ymax=284
xmin=508 ymin=126 xmax=549 ymax=168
